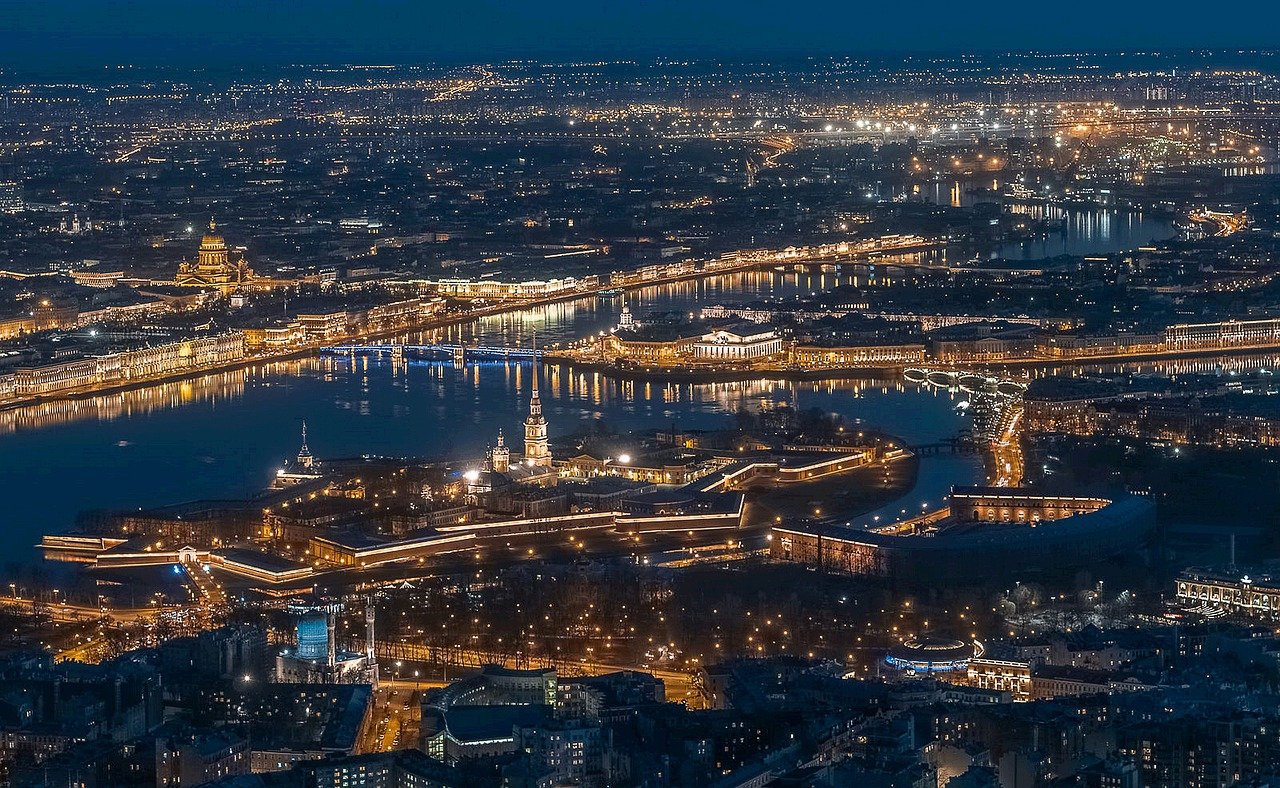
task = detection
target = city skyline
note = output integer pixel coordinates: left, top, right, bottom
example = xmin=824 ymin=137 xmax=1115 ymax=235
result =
xmin=2 ymin=30 xmax=1280 ymax=788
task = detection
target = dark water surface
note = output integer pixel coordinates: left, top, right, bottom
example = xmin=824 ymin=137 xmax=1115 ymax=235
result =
xmin=0 ymin=209 xmax=1178 ymax=565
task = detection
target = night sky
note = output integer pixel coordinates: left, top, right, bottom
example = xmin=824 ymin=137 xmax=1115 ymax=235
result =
xmin=1 ymin=0 xmax=1277 ymax=70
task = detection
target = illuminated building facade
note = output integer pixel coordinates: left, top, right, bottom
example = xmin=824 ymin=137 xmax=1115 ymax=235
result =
xmin=1036 ymin=331 xmax=1163 ymax=358
xmin=600 ymin=321 xmax=783 ymax=364
xmin=2 ymin=332 xmax=244 ymax=400
xmin=491 ymin=429 xmax=511 ymax=473
xmin=1175 ymin=570 xmax=1280 ymax=620
xmin=948 ymin=488 xmax=1110 ymax=523
xmin=790 ymin=343 xmax=927 ymax=367
xmin=423 ymin=277 xmax=584 ymax=300
xmin=884 ymin=636 xmax=977 ymax=673
xmin=175 ymin=220 xmax=257 ymax=293
xmin=968 ymin=657 xmax=1034 ymax=700
xmin=275 ymin=602 xmax=378 ymax=686
xmin=771 ymin=488 xmax=1155 ymax=582
xmin=1164 ymin=317 xmax=1280 ymax=350
xmin=692 ymin=324 xmax=785 ymax=360
xmin=524 ymin=344 xmax=552 ymax=468
xmin=600 ymin=331 xmax=700 ymax=362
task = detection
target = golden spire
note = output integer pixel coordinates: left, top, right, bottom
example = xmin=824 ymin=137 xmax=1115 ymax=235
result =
xmin=209 ymin=217 xmax=217 ymax=232
xmin=530 ymin=329 xmax=539 ymax=398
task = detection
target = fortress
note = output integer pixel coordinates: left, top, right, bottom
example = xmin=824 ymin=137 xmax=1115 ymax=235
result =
xmin=772 ymin=486 xmax=1156 ymax=582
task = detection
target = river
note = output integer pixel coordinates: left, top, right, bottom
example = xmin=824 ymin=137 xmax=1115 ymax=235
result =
xmin=0 ymin=357 xmax=980 ymax=565
xmin=887 ymin=178 xmax=1176 ymax=259
xmin=0 ymin=209 xmax=1174 ymax=565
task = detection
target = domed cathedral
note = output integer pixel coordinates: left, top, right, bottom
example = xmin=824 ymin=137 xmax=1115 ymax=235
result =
xmin=176 ymin=218 xmax=257 ymax=293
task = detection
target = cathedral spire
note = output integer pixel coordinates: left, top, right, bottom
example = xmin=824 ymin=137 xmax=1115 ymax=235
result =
xmin=523 ymin=330 xmax=551 ymax=468
xmin=530 ymin=329 xmax=539 ymax=397
xmin=297 ymin=420 xmax=313 ymax=469
xmin=527 ymin=330 xmax=542 ymax=420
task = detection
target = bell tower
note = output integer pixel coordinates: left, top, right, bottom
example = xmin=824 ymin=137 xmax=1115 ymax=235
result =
xmin=492 ymin=429 xmax=510 ymax=473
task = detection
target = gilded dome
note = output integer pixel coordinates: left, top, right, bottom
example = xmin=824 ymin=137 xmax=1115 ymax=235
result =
xmin=200 ymin=218 xmax=227 ymax=251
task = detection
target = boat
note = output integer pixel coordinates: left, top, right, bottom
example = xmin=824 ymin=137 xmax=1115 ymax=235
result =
xmin=597 ymin=289 xmax=623 ymax=298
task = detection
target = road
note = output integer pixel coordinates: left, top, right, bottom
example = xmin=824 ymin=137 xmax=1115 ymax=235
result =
xmin=372 ymin=641 xmax=704 ymax=709
xmin=990 ymin=401 xmax=1025 ymax=487
xmin=0 ymin=595 xmax=173 ymax=623
xmin=359 ymin=686 xmax=424 ymax=753
xmin=55 ymin=633 xmax=106 ymax=664
xmin=1189 ymin=208 xmax=1248 ymax=237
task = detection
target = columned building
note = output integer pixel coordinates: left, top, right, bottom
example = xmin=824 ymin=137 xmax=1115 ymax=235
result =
xmin=1176 ymin=570 xmax=1280 ymax=620
xmin=692 ymin=323 xmax=785 ymax=360
xmin=176 ymin=219 xmax=256 ymax=293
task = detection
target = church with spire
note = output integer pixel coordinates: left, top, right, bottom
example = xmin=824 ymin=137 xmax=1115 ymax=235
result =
xmin=491 ymin=429 xmax=510 ymax=473
xmin=295 ymin=421 xmax=315 ymax=470
xmin=274 ymin=420 xmax=324 ymax=487
xmin=477 ymin=335 xmax=557 ymax=495
xmin=522 ymin=337 xmax=552 ymax=468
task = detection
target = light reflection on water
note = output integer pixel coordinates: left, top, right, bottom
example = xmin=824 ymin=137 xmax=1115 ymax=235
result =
xmin=1016 ymin=352 xmax=1280 ymax=380
xmin=0 ymin=354 xmax=975 ymax=563
xmin=0 ymin=213 xmax=1210 ymax=566
xmin=993 ymin=205 xmax=1173 ymax=260
xmin=885 ymin=179 xmax=1174 ymax=258
xmin=9 ymin=343 xmax=1270 ymax=564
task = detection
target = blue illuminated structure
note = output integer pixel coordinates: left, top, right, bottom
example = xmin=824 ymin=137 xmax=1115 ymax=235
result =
xmin=296 ymin=611 xmax=330 ymax=662
xmin=884 ymin=636 xmax=978 ymax=673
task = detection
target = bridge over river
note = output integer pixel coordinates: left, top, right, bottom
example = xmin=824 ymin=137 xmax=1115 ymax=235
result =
xmin=904 ymin=368 xmax=1027 ymax=396
xmin=322 ymin=343 xmax=537 ymax=363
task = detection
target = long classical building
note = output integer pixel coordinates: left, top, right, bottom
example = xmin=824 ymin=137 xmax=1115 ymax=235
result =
xmin=771 ymin=487 xmax=1155 ymax=582
xmin=1 ymin=332 xmax=244 ymax=400
xmin=790 ymin=342 xmax=926 ymax=367
xmin=692 ymin=323 xmax=786 ymax=360
xmin=421 ymin=276 xmax=588 ymax=300
xmin=602 ymin=320 xmax=920 ymax=368
xmin=240 ymin=297 xmax=439 ymax=352
xmin=949 ymin=487 xmax=1111 ymax=522
xmin=1175 ymin=569 xmax=1280 ymax=620
xmin=594 ymin=315 xmax=1280 ymax=368
xmin=601 ymin=322 xmax=787 ymax=363
xmin=1164 ymin=317 xmax=1280 ymax=350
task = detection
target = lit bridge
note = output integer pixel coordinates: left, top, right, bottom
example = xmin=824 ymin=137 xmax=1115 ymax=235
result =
xmin=912 ymin=441 xmax=976 ymax=457
xmin=903 ymin=368 xmax=1027 ymax=395
xmin=322 ymin=343 xmax=538 ymax=362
